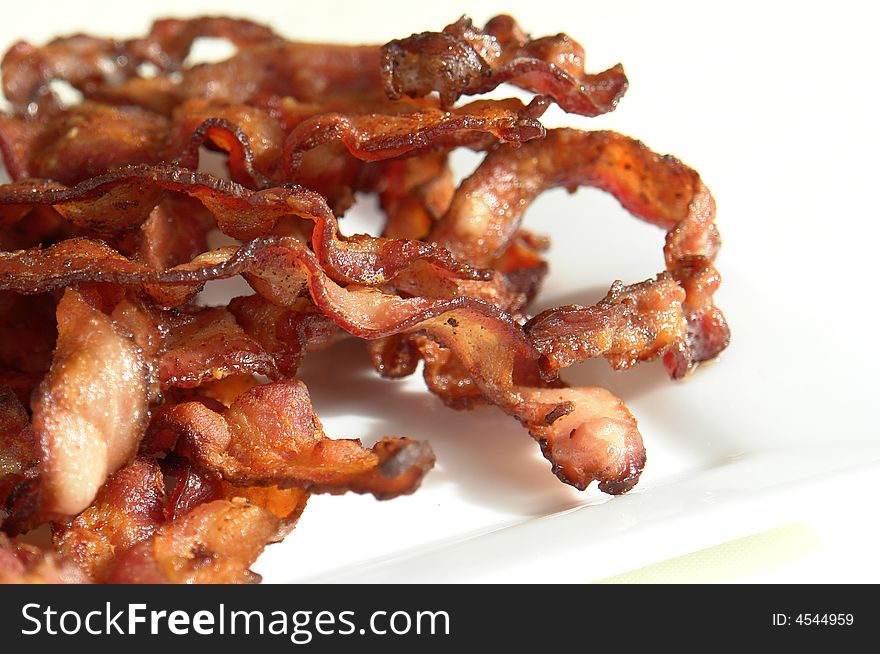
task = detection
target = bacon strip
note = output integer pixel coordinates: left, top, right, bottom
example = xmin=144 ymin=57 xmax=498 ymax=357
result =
xmin=432 ymin=128 xmax=730 ymax=374
xmin=163 ymin=456 xmax=308 ymax=541
xmin=525 ymin=273 xmax=690 ymax=380
xmin=112 ymin=294 xmax=279 ymax=389
xmin=382 ymin=15 xmax=627 ymax=115
xmin=32 ymin=288 xmax=150 ymax=517
xmin=0 ymin=16 xmax=380 ymax=116
xmin=2 ymin=234 xmax=644 ymax=493
xmin=0 ymin=165 xmax=486 ymax=286
xmin=228 ymin=295 xmax=342 ymax=377
xmin=152 ymin=379 xmax=434 ymax=499
xmin=54 ymin=456 xmax=165 ymax=581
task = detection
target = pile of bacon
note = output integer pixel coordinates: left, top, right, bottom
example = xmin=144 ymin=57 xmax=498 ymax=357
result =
xmin=0 ymin=15 xmax=729 ymax=583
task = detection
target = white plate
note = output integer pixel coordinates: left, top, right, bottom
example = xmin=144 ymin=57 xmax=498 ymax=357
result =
xmin=2 ymin=1 xmax=878 ymax=583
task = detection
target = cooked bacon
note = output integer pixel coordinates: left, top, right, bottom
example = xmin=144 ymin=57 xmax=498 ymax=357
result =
xmin=164 ymin=457 xmax=308 ymax=540
xmin=152 ymin=379 xmax=434 ymax=499
xmin=0 ymin=165 xmax=486 ymax=287
xmin=432 ymin=128 xmax=730 ymax=374
xmin=382 ymin=15 xmax=627 ymax=115
xmin=0 ymin=533 xmax=89 ymax=583
xmin=1 ymin=17 xmax=280 ymax=116
xmin=0 ymin=14 xmax=731 ymax=575
xmin=112 ymin=294 xmax=279 ymax=388
xmin=129 ymin=194 xmax=215 ymax=271
xmin=282 ymin=97 xmax=546 ymax=177
xmin=32 ymin=288 xmax=150 ymax=516
xmin=54 ymin=456 xmax=165 ymax=581
xmin=104 ymin=498 xmax=278 ymax=584
xmin=2 ymin=232 xmax=643 ymax=493
xmin=376 ymin=152 xmax=454 ymax=240
xmin=0 ymin=291 xmax=57 ymax=376
xmin=228 ymin=294 xmax=342 ymax=377
xmin=525 ymin=273 xmax=690 ymax=380
xmin=0 ymin=103 xmax=171 ymax=184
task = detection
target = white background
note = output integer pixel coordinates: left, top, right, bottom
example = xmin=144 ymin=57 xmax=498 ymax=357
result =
xmin=1 ymin=1 xmax=878 ymax=582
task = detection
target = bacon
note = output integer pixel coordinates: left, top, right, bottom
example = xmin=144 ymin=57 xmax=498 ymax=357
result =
xmin=525 ymin=273 xmax=690 ymax=380
xmin=2 ymin=233 xmax=643 ymax=493
xmin=0 ymin=533 xmax=89 ymax=583
xmin=382 ymin=15 xmax=627 ymax=115
xmin=111 ymin=294 xmax=279 ymax=389
xmin=0 ymin=165 xmax=486 ymax=286
xmin=163 ymin=457 xmax=308 ymax=541
xmin=54 ymin=456 xmax=165 ymax=581
xmin=32 ymin=288 xmax=150 ymax=517
xmin=104 ymin=498 xmax=279 ymax=584
xmin=432 ymin=128 xmax=730 ymax=374
xmin=0 ymin=103 xmax=172 ymax=184
xmin=152 ymin=379 xmax=434 ymax=499
xmin=0 ymin=386 xmax=35 ymax=513
xmin=228 ymin=294 xmax=342 ymax=377
xmin=1 ymin=17 xmax=279 ymax=116
xmin=282 ymin=97 xmax=546 ymax=177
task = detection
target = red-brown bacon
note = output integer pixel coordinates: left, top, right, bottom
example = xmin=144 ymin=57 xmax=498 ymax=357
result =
xmin=431 ymin=128 xmax=730 ymax=375
xmin=0 ymin=165 xmax=486 ymax=287
xmin=525 ymin=273 xmax=691 ymax=380
xmin=31 ymin=288 xmax=151 ymax=517
xmin=1 ymin=234 xmax=645 ymax=493
xmin=150 ymin=379 xmax=435 ymax=499
xmin=104 ymin=498 xmax=279 ymax=584
xmin=0 ymin=16 xmax=378 ymax=117
xmin=54 ymin=456 xmax=165 ymax=581
xmin=382 ymin=15 xmax=627 ymax=116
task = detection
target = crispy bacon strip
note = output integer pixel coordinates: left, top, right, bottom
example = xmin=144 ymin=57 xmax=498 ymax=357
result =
xmin=112 ymin=295 xmax=279 ymax=388
xmin=382 ymin=15 xmax=627 ymax=115
xmin=152 ymin=379 xmax=434 ymax=499
xmin=282 ymin=97 xmax=546 ymax=177
xmin=0 ymin=103 xmax=171 ymax=184
xmin=32 ymin=288 xmax=150 ymax=516
xmin=525 ymin=273 xmax=690 ymax=380
xmin=432 ymin=128 xmax=730 ymax=374
xmin=0 ymin=165 xmax=486 ymax=286
xmin=104 ymin=498 xmax=278 ymax=584
xmin=54 ymin=457 xmax=165 ymax=581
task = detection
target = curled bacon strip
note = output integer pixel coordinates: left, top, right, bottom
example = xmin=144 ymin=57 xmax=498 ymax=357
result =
xmin=432 ymin=128 xmax=730 ymax=375
xmin=150 ymin=379 xmax=435 ymax=499
xmin=32 ymin=288 xmax=150 ymax=517
xmin=282 ymin=97 xmax=546 ymax=177
xmin=112 ymin=294 xmax=279 ymax=388
xmin=0 ymin=16 xmax=378 ymax=116
xmin=525 ymin=273 xmax=690 ymax=380
xmin=382 ymin=15 xmax=627 ymax=115
xmin=1 ymin=234 xmax=644 ymax=493
xmin=0 ymin=165 xmax=485 ymax=286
